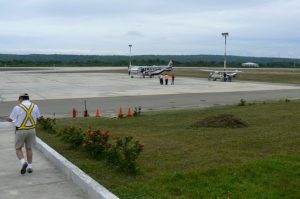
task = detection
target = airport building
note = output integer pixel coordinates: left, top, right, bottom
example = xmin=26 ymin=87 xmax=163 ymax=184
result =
xmin=241 ymin=62 xmax=259 ymax=67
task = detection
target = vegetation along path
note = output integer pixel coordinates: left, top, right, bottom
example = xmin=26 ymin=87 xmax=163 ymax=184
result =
xmin=37 ymin=99 xmax=300 ymax=198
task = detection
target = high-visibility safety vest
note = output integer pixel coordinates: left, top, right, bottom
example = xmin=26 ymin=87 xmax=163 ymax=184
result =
xmin=17 ymin=103 xmax=36 ymax=130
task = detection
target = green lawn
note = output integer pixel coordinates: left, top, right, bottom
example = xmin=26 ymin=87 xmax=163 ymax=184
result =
xmin=37 ymin=100 xmax=300 ymax=198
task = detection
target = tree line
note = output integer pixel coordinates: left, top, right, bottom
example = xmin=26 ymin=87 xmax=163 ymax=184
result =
xmin=0 ymin=54 xmax=299 ymax=68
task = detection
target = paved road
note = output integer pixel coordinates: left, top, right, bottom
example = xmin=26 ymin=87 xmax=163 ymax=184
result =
xmin=1 ymin=89 xmax=299 ymax=118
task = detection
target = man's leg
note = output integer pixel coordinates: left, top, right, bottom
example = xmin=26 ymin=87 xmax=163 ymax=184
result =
xmin=26 ymin=148 xmax=33 ymax=173
xmin=26 ymin=148 xmax=32 ymax=164
xmin=16 ymin=148 xmax=24 ymax=160
xmin=25 ymin=130 xmax=36 ymax=173
xmin=16 ymin=147 xmax=28 ymax=174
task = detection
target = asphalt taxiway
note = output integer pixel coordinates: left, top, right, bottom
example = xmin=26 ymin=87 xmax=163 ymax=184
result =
xmin=0 ymin=67 xmax=299 ymax=117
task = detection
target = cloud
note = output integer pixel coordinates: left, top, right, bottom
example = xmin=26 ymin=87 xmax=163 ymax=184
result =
xmin=125 ymin=31 xmax=143 ymax=37
xmin=0 ymin=0 xmax=299 ymax=57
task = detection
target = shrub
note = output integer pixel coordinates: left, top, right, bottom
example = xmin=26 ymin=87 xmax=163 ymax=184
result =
xmin=82 ymin=128 xmax=112 ymax=159
xmin=238 ymin=99 xmax=246 ymax=106
xmin=108 ymin=136 xmax=144 ymax=174
xmin=37 ymin=116 xmax=56 ymax=133
xmin=59 ymin=126 xmax=85 ymax=149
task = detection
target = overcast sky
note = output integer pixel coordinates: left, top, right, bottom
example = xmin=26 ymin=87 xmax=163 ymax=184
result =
xmin=0 ymin=0 xmax=299 ymax=58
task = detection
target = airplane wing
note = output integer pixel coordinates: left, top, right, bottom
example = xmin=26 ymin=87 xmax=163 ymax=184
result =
xmin=201 ymin=69 xmax=242 ymax=73
xmin=201 ymin=69 xmax=216 ymax=72
xmin=226 ymin=69 xmax=242 ymax=73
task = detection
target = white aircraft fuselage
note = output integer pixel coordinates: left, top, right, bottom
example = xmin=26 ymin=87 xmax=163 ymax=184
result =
xmin=203 ymin=67 xmax=241 ymax=82
xmin=128 ymin=60 xmax=173 ymax=78
xmin=207 ymin=70 xmax=239 ymax=82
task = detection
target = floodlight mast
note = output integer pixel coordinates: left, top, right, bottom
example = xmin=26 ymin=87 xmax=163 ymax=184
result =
xmin=128 ymin=44 xmax=132 ymax=67
xmin=221 ymin=32 xmax=229 ymax=70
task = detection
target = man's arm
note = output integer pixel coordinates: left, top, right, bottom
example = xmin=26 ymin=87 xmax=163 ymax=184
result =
xmin=5 ymin=117 xmax=13 ymax=122
xmin=8 ymin=105 xmax=19 ymax=123
xmin=0 ymin=116 xmax=12 ymax=122
xmin=34 ymin=105 xmax=41 ymax=121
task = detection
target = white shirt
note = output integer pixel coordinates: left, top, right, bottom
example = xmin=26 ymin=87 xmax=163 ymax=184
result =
xmin=9 ymin=100 xmax=40 ymax=128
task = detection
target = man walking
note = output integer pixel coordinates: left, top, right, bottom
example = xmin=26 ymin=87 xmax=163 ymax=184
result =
xmin=6 ymin=93 xmax=40 ymax=174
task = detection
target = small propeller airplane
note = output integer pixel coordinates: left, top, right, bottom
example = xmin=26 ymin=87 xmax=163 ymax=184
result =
xmin=206 ymin=70 xmax=240 ymax=82
xmin=202 ymin=65 xmax=242 ymax=82
xmin=128 ymin=60 xmax=173 ymax=78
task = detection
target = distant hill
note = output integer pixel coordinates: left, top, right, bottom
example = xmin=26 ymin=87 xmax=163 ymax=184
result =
xmin=0 ymin=54 xmax=299 ymax=68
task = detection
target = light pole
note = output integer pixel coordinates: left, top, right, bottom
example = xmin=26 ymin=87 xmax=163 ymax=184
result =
xmin=221 ymin=32 xmax=229 ymax=70
xmin=128 ymin=44 xmax=132 ymax=67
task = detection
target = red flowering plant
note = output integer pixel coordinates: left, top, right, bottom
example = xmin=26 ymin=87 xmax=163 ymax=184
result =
xmin=82 ymin=128 xmax=112 ymax=159
xmin=107 ymin=136 xmax=144 ymax=174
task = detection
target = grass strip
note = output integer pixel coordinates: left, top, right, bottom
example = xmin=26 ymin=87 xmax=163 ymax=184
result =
xmin=37 ymin=99 xmax=300 ymax=198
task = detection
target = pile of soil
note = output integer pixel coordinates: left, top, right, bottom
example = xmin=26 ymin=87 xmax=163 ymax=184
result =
xmin=192 ymin=114 xmax=248 ymax=128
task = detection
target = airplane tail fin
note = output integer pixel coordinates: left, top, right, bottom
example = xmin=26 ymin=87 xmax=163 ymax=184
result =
xmin=166 ymin=60 xmax=173 ymax=70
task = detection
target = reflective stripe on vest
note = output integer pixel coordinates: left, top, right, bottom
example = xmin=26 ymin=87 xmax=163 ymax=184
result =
xmin=18 ymin=103 xmax=36 ymax=130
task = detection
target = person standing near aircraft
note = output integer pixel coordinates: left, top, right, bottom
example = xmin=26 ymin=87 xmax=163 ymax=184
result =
xmin=159 ymin=74 xmax=163 ymax=85
xmin=5 ymin=93 xmax=40 ymax=174
xmin=171 ymin=72 xmax=175 ymax=85
xmin=164 ymin=73 xmax=169 ymax=85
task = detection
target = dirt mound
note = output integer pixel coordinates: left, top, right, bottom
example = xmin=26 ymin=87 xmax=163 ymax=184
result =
xmin=192 ymin=114 xmax=248 ymax=128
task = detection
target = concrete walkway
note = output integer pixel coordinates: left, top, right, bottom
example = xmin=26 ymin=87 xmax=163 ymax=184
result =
xmin=0 ymin=122 xmax=87 ymax=199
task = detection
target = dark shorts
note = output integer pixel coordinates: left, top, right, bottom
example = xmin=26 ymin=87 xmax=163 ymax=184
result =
xmin=15 ymin=129 xmax=36 ymax=149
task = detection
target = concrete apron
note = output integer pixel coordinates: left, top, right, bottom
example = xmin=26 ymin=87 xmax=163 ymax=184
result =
xmin=0 ymin=122 xmax=118 ymax=199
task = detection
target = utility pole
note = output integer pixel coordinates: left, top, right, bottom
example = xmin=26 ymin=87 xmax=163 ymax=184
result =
xmin=221 ymin=32 xmax=229 ymax=70
xmin=128 ymin=44 xmax=132 ymax=68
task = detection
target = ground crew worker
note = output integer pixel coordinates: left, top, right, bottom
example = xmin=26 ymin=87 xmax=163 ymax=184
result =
xmin=171 ymin=72 xmax=175 ymax=85
xmin=164 ymin=73 xmax=169 ymax=85
xmin=159 ymin=74 xmax=163 ymax=85
xmin=6 ymin=93 xmax=40 ymax=174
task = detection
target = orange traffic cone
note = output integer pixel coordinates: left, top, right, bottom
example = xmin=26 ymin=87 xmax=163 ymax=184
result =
xmin=127 ymin=108 xmax=132 ymax=117
xmin=118 ymin=107 xmax=123 ymax=118
xmin=95 ymin=108 xmax=101 ymax=117
xmin=72 ymin=108 xmax=77 ymax=118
